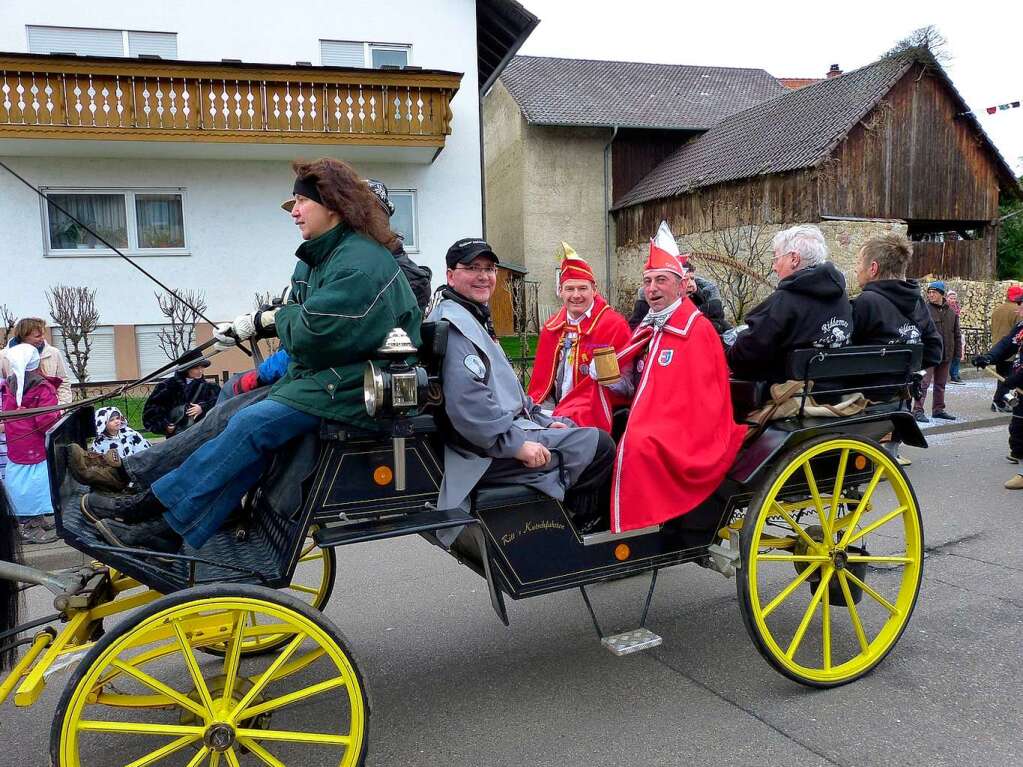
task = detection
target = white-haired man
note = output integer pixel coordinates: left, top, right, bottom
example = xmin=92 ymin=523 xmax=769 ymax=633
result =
xmin=727 ymin=224 xmax=853 ymax=384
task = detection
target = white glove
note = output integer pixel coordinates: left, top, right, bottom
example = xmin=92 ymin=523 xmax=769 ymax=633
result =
xmin=213 ymin=313 xmax=256 ymax=352
xmin=213 ymin=322 xmax=237 ymax=352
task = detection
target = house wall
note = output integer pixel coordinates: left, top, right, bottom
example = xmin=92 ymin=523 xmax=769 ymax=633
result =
xmin=0 ymin=0 xmax=484 ymax=379
xmin=483 ymin=81 xmax=526 ymax=267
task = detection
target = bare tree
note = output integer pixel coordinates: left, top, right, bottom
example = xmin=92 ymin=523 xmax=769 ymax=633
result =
xmin=0 ymin=304 xmax=14 ymax=347
xmin=688 ymin=224 xmax=775 ymax=323
xmin=253 ymin=291 xmax=281 ymax=355
xmin=883 ymin=25 xmax=951 ymax=65
xmin=46 ymin=285 xmax=99 ymax=388
xmin=155 ymin=289 xmax=207 ymax=361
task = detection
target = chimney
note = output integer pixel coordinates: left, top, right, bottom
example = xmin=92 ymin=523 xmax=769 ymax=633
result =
xmin=827 ymin=64 xmax=842 ymax=79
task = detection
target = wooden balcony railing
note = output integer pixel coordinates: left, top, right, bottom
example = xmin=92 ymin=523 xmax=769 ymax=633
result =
xmin=0 ymin=53 xmax=461 ymax=148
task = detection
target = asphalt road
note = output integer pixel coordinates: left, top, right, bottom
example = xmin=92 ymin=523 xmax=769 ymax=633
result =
xmin=2 ymin=423 xmax=1022 ymax=766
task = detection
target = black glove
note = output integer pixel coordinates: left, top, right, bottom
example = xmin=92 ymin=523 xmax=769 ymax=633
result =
xmin=972 ymin=354 xmax=990 ymax=369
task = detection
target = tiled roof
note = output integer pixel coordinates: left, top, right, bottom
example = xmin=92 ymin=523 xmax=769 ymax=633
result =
xmin=777 ymin=77 xmax=821 ymax=89
xmin=499 ymin=55 xmax=788 ymax=130
xmin=614 ymin=55 xmax=916 ymax=208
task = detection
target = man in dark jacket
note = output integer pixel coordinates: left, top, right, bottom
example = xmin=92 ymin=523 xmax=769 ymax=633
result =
xmin=82 ymin=158 xmax=420 ymax=552
xmin=851 ymin=233 xmax=943 ymax=394
xmin=990 ymin=286 xmax=1023 ymax=411
xmin=973 ymin=302 xmax=1023 ymax=487
xmin=911 ymin=281 xmax=961 ymax=422
xmin=727 ymin=224 xmax=852 ymax=385
xmin=141 ymin=350 xmax=220 ymax=436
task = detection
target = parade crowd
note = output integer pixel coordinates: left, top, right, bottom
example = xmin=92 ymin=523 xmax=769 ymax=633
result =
xmin=3 ymin=156 xmax=1022 ymax=554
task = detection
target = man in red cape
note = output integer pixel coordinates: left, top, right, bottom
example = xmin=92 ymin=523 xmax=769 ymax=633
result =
xmin=527 ymin=243 xmax=631 ymax=426
xmin=559 ymin=222 xmax=746 ymax=532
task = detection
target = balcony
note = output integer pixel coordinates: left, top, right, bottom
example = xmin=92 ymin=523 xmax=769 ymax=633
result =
xmin=0 ymin=52 xmax=462 ymax=163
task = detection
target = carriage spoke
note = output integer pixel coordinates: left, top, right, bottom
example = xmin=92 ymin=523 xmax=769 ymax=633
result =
xmin=838 ymin=572 xmax=870 ymax=654
xmin=822 ymin=580 xmax=832 ymax=671
xmin=801 ymin=461 xmax=832 ymax=540
xmin=844 ymin=569 xmax=900 ymax=615
xmin=846 ymin=506 xmax=908 ymax=545
xmin=239 ymin=738 xmax=286 ymax=767
xmin=173 ymin=621 xmax=215 ymax=713
xmin=757 ymin=554 xmax=830 ymax=562
xmin=837 ymin=466 xmax=885 ymax=548
xmin=221 ymin=611 xmax=247 ymax=704
xmin=109 ymin=659 xmax=208 ymax=719
xmin=224 ymin=748 xmax=242 ymax=767
xmin=229 ymin=634 xmax=305 ymax=721
xmin=209 ymin=753 xmax=221 ymax=767
xmin=77 ymin=721 xmax=203 ymax=737
xmin=785 ymin=568 xmax=833 ymax=660
xmin=761 ymin=561 xmax=821 ymax=618
xmin=287 ymin=583 xmax=321 ymax=596
xmin=264 ymin=646 xmax=326 ymax=684
xmin=235 ymin=727 xmax=351 ymax=746
xmin=299 ymin=540 xmax=318 ymax=559
xmin=845 ymin=555 xmax=912 ymax=565
xmin=123 ymin=735 xmax=200 ymax=767
xmin=184 ymin=747 xmax=210 ymax=767
xmin=770 ymin=503 xmax=820 ymax=552
xmin=240 ymin=676 xmax=348 ymax=720
xmin=828 ymin=449 xmax=850 ymax=530
xmin=298 ymin=553 xmax=322 ymax=564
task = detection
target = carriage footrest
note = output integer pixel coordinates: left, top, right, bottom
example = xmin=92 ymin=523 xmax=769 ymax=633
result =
xmin=601 ymin=628 xmax=662 ymax=656
xmin=313 ymin=507 xmax=476 ymax=547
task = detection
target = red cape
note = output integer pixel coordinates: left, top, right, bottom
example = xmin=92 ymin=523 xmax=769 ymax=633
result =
xmin=527 ymin=295 xmax=631 ymax=419
xmin=608 ymin=300 xmax=747 ymax=533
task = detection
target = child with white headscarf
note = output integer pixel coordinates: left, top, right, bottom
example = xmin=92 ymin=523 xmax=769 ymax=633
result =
xmin=91 ymin=406 xmax=150 ymax=458
xmin=0 ymin=343 xmax=62 ymax=543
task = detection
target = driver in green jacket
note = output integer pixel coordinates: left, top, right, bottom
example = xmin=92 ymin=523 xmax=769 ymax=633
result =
xmin=81 ymin=158 xmax=421 ymax=553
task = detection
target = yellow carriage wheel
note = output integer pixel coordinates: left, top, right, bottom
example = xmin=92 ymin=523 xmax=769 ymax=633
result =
xmin=737 ymin=435 xmax=923 ymax=687
xmin=51 ymin=584 xmax=368 ymax=767
xmin=203 ymin=530 xmax=336 ymax=657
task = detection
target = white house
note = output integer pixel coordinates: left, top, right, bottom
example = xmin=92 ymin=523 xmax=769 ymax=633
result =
xmin=0 ymin=0 xmax=537 ymax=380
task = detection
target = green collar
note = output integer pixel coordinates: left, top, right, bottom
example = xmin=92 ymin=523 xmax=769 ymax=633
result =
xmin=295 ymin=223 xmax=349 ymax=267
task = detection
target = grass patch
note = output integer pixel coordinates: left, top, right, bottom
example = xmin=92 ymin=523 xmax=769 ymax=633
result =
xmin=499 ymin=335 xmax=538 ymax=359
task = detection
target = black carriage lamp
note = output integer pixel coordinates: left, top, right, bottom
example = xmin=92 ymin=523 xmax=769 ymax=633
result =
xmin=363 ymin=327 xmax=432 ymax=493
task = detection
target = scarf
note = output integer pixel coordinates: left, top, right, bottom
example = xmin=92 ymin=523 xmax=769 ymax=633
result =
xmin=438 ymin=286 xmax=497 ymax=339
xmin=640 ymin=297 xmax=683 ymax=330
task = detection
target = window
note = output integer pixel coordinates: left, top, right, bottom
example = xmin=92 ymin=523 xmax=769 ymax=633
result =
xmin=27 ymin=25 xmax=177 ymax=59
xmin=42 ymin=189 xmax=188 ymax=256
xmin=389 ymin=190 xmax=418 ymax=251
xmin=135 ymin=324 xmax=185 ymax=376
xmin=50 ymin=326 xmax=117 ymax=383
xmin=320 ymin=40 xmax=412 ymax=69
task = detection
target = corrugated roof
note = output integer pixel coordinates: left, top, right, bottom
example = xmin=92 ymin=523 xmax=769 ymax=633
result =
xmin=614 ymin=55 xmax=916 ymax=208
xmin=499 ymin=55 xmax=787 ymax=130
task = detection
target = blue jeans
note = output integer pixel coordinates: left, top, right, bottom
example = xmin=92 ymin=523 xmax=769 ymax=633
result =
xmin=152 ymin=398 xmax=319 ymax=549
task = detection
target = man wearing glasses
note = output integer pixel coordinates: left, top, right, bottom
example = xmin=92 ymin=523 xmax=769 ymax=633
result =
xmin=428 ymin=238 xmax=615 ymax=533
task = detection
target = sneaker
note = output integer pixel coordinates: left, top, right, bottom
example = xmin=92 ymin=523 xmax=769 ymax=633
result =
xmin=68 ymin=444 xmax=130 ymax=493
xmin=992 ymin=402 xmax=1011 ymax=413
xmin=896 ymin=454 xmax=912 ymax=467
xmin=1008 ymin=455 xmax=1021 ymax=465
xmin=81 ymin=490 xmax=165 ymax=524
xmin=17 ymin=517 xmax=58 ymax=545
xmin=948 ymin=378 xmax=965 ymax=385
xmin=931 ymin=411 xmax=956 ymax=421
xmin=1005 ymin=474 xmax=1023 ymax=490
xmin=94 ymin=516 xmax=182 ymax=553
xmin=913 ymin=411 xmax=930 ymax=423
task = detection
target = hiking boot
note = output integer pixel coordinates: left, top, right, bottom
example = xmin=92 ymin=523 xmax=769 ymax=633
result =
xmin=931 ymin=411 xmax=956 ymax=421
xmin=81 ymin=490 xmax=165 ymax=524
xmin=68 ymin=444 xmax=130 ymax=493
xmin=37 ymin=514 xmax=56 ymax=530
xmin=17 ymin=517 xmax=58 ymax=545
xmin=1005 ymin=474 xmax=1023 ymax=490
xmin=94 ymin=516 xmax=182 ymax=553
xmin=913 ymin=411 xmax=929 ymax=424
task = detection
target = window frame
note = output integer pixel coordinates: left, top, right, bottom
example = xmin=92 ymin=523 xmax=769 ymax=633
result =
xmin=387 ymin=189 xmax=419 ymax=252
xmin=40 ymin=187 xmax=191 ymax=258
xmin=319 ymin=39 xmax=413 ymax=69
xmin=25 ymin=25 xmax=177 ymax=59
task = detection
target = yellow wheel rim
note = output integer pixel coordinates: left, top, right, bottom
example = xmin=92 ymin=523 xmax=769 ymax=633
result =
xmin=58 ymin=595 xmax=366 ymax=767
xmin=743 ymin=438 xmax=922 ymax=685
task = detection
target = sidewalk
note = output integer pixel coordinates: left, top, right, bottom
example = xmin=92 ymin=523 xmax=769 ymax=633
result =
xmin=17 ymin=369 xmax=1013 ymax=573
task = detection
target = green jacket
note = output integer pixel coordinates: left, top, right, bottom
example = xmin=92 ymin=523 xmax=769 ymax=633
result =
xmin=269 ymin=223 xmax=421 ymax=427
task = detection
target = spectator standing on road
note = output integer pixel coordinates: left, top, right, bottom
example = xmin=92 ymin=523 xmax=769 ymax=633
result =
xmin=0 ymin=380 xmax=8 ymax=482
xmin=973 ymin=297 xmax=1023 ymax=489
xmin=912 ymin=281 xmax=961 ymax=423
xmin=1 ymin=344 xmax=60 ymax=544
xmin=990 ymin=286 xmax=1023 ymax=411
xmin=946 ymin=290 xmax=965 ymax=384
xmin=0 ymin=317 xmax=74 ymax=405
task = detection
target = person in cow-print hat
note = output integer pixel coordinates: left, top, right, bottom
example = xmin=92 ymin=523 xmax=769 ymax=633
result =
xmin=91 ymin=406 xmax=151 ymax=459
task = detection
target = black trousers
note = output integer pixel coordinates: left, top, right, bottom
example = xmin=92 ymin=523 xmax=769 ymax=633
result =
xmin=564 ymin=430 xmax=617 ymax=531
xmin=1010 ymin=401 xmax=1023 ymax=459
xmin=994 ymin=360 xmax=1013 ymax=406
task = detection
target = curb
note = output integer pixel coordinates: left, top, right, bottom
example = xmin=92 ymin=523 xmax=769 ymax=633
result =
xmin=922 ymin=414 xmax=1011 ymax=437
xmin=19 ymin=541 xmax=90 ymax=572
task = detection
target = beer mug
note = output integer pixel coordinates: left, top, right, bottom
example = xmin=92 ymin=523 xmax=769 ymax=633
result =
xmin=591 ymin=345 xmax=621 ymax=385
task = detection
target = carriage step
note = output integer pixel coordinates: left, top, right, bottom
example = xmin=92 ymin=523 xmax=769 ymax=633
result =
xmin=313 ymin=507 xmax=476 ymax=547
xmin=601 ymin=628 xmax=662 ymax=656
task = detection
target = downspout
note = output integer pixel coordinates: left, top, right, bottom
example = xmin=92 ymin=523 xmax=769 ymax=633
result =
xmin=603 ymin=125 xmax=618 ymax=296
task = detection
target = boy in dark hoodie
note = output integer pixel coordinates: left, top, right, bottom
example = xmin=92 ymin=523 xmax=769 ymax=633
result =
xmin=728 ymin=224 xmax=853 ymax=386
xmin=851 ymin=233 xmax=943 ymax=388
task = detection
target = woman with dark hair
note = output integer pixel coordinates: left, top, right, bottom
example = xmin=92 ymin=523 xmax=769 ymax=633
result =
xmin=79 ymin=157 xmax=422 ymax=553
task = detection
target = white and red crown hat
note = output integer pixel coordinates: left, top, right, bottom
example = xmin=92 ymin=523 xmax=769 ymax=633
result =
xmin=644 ymin=221 xmax=688 ymax=278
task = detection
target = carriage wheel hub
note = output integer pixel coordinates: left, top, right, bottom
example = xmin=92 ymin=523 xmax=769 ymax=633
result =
xmin=832 ymin=549 xmax=848 ymax=570
xmin=204 ymin=723 xmax=236 ymax=752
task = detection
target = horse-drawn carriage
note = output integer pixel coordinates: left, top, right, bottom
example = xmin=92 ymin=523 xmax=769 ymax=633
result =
xmin=0 ymin=325 xmax=927 ymax=766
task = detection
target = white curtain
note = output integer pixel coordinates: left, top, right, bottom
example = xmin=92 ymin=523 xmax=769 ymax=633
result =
xmin=48 ymin=194 xmax=128 ymax=249
xmin=135 ymin=194 xmax=185 ymax=248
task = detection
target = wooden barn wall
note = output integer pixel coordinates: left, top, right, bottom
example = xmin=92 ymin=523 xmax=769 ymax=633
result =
xmin=613 ymin=170 xmax=819 ymax=246
xmin=611 ymin=129 xmax=694 ymax=206
xmin=820 ymin=64 xmax=1000 ymax=222
xmin=909 ymin=237 xmax=995 ymax=280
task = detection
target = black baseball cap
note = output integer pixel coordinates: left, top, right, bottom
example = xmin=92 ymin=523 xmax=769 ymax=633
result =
xmin=445 ymin=238 xmax=499 ymax=269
